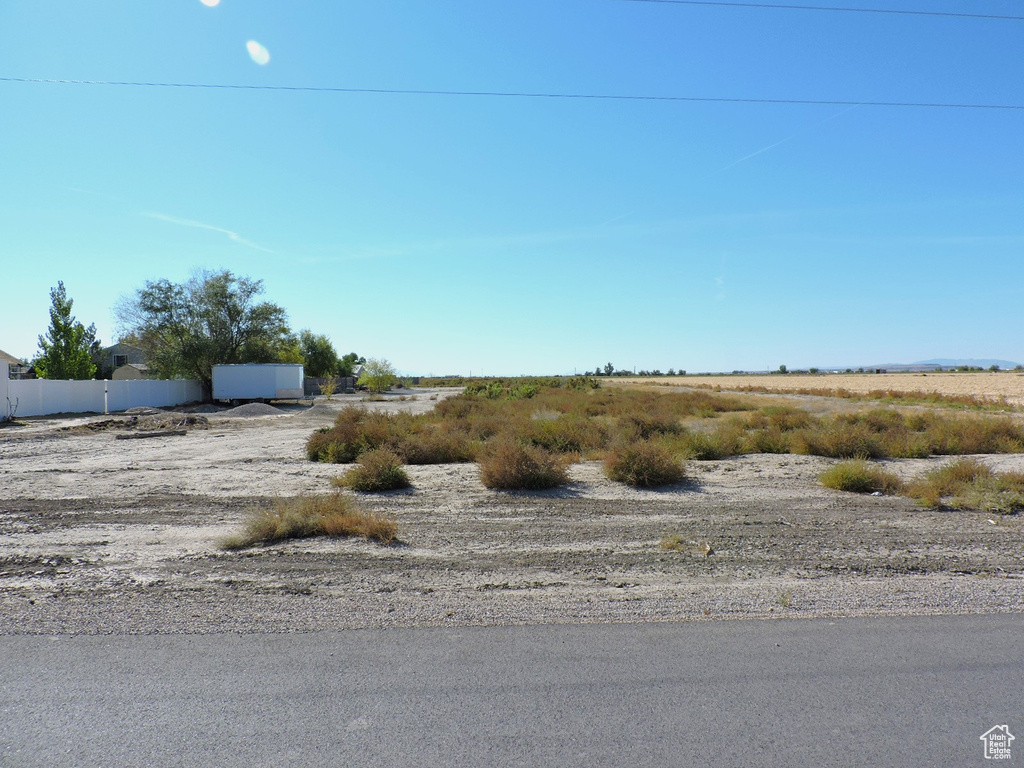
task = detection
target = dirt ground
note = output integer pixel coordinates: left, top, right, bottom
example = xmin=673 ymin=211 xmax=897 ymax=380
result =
xmin=620 ymin=372 xmax=1024 ymax=405
xmin=2 ymin=387 xmax=1023 ymax=635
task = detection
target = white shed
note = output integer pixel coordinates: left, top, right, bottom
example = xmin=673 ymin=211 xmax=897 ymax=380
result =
xmin=212 ymin=364 xmax=305 ymax=402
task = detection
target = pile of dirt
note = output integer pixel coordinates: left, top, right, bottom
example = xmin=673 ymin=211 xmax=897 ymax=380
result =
xmin=59 ymin=414 xmax=211 ymax=433
xmin=60 ymin=419 xmax=126 ymax=433
xmin=303 ymin=403 xmax=335 ymax=417
xmin=137 ymin=414 xmax=209 ymax=431
xmin=220 ymin=403 xmax=285 ymax=418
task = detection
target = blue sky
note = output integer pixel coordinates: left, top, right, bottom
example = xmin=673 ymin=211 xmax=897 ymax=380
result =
xmin=2 ymin=0 xmax=1022 ymax=375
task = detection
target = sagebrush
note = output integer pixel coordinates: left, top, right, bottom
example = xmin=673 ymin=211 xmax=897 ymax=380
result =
xmin=477 ymin=439 xmax=570 ymax=490
xmin=220 ymin=493 xmax=397 ymax=548
xmin=819 ymin=460 xmax=903 ymax=494
xmin=604 ymin=440 xmax=685 ymax=487
xmin=333 ymin=447 xmax=411 ymax=492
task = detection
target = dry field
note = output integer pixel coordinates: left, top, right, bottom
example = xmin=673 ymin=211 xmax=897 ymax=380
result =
xmin=2 ymin=386 xmax=1023 ymax=635
xmin=618 ymin=372 xmax=1024 ymax=406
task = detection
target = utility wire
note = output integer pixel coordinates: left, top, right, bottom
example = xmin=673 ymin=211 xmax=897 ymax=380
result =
xmin=610 ymin=0 xmax=1024 ymax=21
xmin=2 ymin=76 xmax=1023 ymax=111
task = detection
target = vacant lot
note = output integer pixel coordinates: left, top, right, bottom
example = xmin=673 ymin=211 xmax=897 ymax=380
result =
xmin=622 ymin=372 xmax=1024 ymax=406
xmin=1 ymin=386 xmax=1023 ymax=634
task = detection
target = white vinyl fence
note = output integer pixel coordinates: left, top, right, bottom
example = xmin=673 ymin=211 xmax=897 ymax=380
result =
xmin=1 ymin=363 xmax=9 ymax=419
xmin=2 ymin=363 xmax=202 ymax=418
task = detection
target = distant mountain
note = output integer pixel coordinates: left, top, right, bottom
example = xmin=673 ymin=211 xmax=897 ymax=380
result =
xmin=914 ymin=358 xmax=1021 ymax=369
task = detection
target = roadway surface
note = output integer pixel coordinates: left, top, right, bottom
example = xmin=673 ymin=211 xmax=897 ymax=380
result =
xmin=2 ymin=614 xmax=1021 ymax=767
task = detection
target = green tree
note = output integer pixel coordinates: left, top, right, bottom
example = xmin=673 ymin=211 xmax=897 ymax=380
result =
xmin=358 ymin=357 xmax=398 ymax=394
xmin=34 ymin=281 xmax=98 ymax=380
xmin=116 ymin=270 xmax=291 ymax=393
xmin=299 ymin=331 xmax=340 ymax=378
xmin=277 ymin=333 xmax=304 ymax=365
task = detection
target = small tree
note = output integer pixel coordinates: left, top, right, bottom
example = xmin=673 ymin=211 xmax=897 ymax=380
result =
xmin=358 ymin=358 xmax=398 ymax=394
xmin=778 ymin=365 xmax=788 ymax=374
xmin=319 ymin=375 xmax=339 ymax=399
xmin=34 ymin=281 xmax=98 ymax=380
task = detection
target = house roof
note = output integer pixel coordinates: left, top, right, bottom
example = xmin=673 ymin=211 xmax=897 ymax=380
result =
xmin=103 ymin=342 xmax=145 ymax=354
xmin=0 ymin=348 xmax=26 ymax=367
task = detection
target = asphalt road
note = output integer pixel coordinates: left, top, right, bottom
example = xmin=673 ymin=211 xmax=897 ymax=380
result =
xmin=2 ymin=614 xmax=1021 ymax=767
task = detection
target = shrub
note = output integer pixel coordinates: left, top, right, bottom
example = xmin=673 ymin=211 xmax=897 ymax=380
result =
xmin=525 ymin=413 xmax=606 ymax=454
xmin=306 ymin=407 xmax=416 ymax=463
xmin=319 ymin=375 xmax=339 ymax=399
xmin=905 ymin=458 xmax=993 ymax=508
xmin=304 ymin=381 xmax=1024 ymax=475
xmin=820 ymin=460 xmax=903 ymax=494
xmin=478 ymin=439 xmax=569 ymax=490
xmin=792 ymin=420 xmax=887 ymax=459
xmin=333 ymin=448 xmax=411 ymax=492
xmin=220 ymin=493 xmax=397 ymax=549
xmin=924 ymin=415 xmax=1024 ymax=455
xmin=617 ymin=412 xmax=684 ymax=440
xmin=358 ymin=357 xmax=398 ymax=394
xmin=306 ymin=406 xmax=370 ymax=462
xmin=747 ymin=406 xmax=813 ymax=432
xmin=743 ymin=426 xmax=791 ymax=454
xmin=948 ymin=475 xmax=1024 ymax=514
xmin=604 ymin=441 xmax=685 ymax=487
xmin=398 ymin=428 xmax=476 ymax=464
xmin=678 ymin=421 xmax=746 ymax=460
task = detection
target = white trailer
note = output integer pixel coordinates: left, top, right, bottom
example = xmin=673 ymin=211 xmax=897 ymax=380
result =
xmin=212 ymin=364 xmax=305 ymax=402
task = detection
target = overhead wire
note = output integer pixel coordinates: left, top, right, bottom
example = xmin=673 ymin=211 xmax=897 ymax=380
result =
xmin=1 ymin=77 xmax=1022 ymax=111
xmin=4 ymin=2 xmax=1021 ymax=110
xmin=609 ymin=0 xmax=1024 ymax=21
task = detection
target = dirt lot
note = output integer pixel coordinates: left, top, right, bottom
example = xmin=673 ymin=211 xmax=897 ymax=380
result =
xmin=622 ymin=372 xmax=1024 ymax=405
xmin=2 ymin=387 xmax=1023 ymax=634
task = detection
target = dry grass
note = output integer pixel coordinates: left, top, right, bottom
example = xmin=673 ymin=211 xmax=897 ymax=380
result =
xmin=604 ymin=440 xmax=686 ymax=487
xmin=399 ymin=427 xmax=476 ymax=464
xmin=660 ymin=533 xmax=713 ymax=556
xmin=332 ymin=447 xmax=411 ymax=493
xmin=947 ymin=475 xmax=1024 ymax=514
xmin=896 ymin=458 xmax=1024 ymax=513
xmin=683 ymin=408 xmax=1024 ymax=461
xmin=906 ymin=458 xmax=990 ymax=510
xmin=819 ymin=460 xmax=904 ymax=494
xmin=307 ymin=406 xmax=474 ymax=465
xmin=630 ymin=372 xmax=1024 ymax=409
xmin=477 ymin=439 xmax=570 ymax=490
xmin=220 ymin=493 xmax=397 ymax=549
xmin=306 ymin=384 xmax=1024 ymax=503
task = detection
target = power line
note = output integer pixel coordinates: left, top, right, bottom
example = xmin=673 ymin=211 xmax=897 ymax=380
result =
xmin=609 ymin=0 xmax=1024 ymax=21
xmin=2 ymin=76 xmax=1023 ymax=111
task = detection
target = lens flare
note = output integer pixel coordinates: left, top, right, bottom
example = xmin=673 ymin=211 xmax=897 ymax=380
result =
xmin=246 ymin=40 xmax=271 ymax=66
xmin=199 ymin=0 xmax=220 ymax=6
